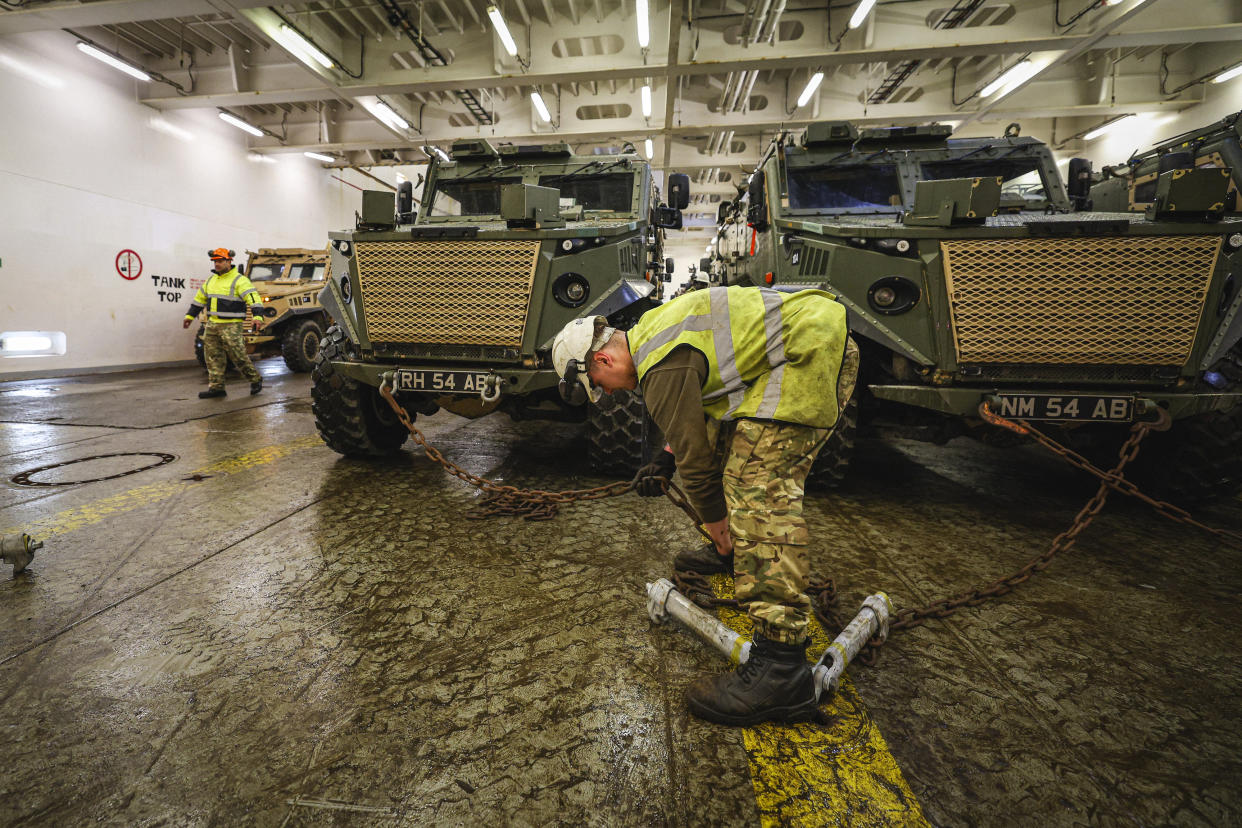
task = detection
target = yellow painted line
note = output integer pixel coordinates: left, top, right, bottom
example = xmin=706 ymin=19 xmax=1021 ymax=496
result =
xmin=710 ymin=575 xmax=929 ymax=827
xmin=0 ymin=435 xmax=324 ymax=540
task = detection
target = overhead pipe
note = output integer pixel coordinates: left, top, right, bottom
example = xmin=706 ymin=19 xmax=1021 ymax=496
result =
xmin=726 ymin=70 xmax=748 ymax=113
xmin=758 ymin=0 xmax=786 ymax=43
xmin=739 ymin=70 xmax=759 ymax=113
xmin=716 ymin=71 xmax=737 ymax=115
xmin=746 ymin=0 xmax=773 ymax=47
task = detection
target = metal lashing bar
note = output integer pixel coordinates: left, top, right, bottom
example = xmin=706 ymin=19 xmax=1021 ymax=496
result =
xmin=646 ymin=578 xmax=752 ymax=665
xmin=1 ymin=533 xmax=42 ymax=575
xmin=646 ymin=578 xmax=892 ymax=701
xmin=810 ymin=592 xmax=891 ymax=699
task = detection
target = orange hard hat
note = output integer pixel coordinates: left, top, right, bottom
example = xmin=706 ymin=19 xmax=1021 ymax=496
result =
xmin=208 ymin=247 xmax=235 ymax=261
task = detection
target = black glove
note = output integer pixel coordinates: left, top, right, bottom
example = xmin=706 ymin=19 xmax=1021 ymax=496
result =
xmin=633 ymin=450 xmax=677 ymax=497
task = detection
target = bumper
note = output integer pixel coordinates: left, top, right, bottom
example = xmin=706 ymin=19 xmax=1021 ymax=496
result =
xmin=869 ymin=384 xmax=1242 ymax=421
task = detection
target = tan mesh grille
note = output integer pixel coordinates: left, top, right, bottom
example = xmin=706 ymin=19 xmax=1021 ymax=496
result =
xmin=354 ymin=240 xmax=540 ymax=346
xmin=941 ymin=236 xmax=1221 ymax=365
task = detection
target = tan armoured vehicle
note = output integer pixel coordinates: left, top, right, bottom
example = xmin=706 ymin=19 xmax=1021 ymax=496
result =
xmin=194 ymin=248 xmax=332 ymax=372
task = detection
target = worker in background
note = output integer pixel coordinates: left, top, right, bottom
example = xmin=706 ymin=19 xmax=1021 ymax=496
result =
xmin=553 ymin=286 xmax=858 ymax=727
xmin=183 ymin=248 xmax=265 ymax=399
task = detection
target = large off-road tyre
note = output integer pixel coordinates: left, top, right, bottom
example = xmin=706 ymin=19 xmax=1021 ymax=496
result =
xmin=1129 ymin=342 xmax=1242 ymax=503
xmin=281 ymin=317 xmax=324 ymax=373
xmin=311 ymin=325 xmax=409 ymax=458
xmin=1129 ymin=408 xmax=1242 ymax=504
xmin=587 ymin=388 xmax=662 ymax=477
xmin=807 ymin=395 xmax=858 ymax=489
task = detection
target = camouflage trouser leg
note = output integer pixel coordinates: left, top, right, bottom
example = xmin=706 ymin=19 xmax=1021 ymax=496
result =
xmin=203 ymin=322 xmax=260 ymax=389
xmin=713 ymin=418 xmax=831 ymax=645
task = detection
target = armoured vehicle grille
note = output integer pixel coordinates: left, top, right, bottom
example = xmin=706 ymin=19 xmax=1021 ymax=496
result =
xmin=354 ymin=240 xmax=540 ymax=346
xmin=941 ymin=236 xmax=1221 ymax=366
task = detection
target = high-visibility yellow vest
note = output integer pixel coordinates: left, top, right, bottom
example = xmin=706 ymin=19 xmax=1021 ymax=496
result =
xmin=630 ymin=286 xmax=849 ymax=428
xmin=185 ymin=268 xmax=264 ymax=324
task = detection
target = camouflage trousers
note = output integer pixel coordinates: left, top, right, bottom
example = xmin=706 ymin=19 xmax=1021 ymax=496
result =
xmin=203 ymin=322 xmax=260 ymax=389
xmin=704 ymin=336 xmax=859 ymax=645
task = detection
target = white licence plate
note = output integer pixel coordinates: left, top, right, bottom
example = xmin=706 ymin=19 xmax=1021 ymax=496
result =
xmin=394 ymin=369 xmax=492 ymax=394
xmin=992 ymin=394 xmax=1135 ymax=422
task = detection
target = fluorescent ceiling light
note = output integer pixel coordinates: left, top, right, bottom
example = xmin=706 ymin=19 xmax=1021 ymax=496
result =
xmin=247 ymin=153 xmax=276 ymax=164
xmin=0 ymin=52 xmax=65 ymax=89
xmin=364 ymin=98 xmax=409 ymax=131
xmin=1213 ymin=64 xmax=1242 ymax=84
xmin=487 ymin=6 xmax=519 ymax=56
xmin=276 ymin=24 xmax=334 ymax=70
xmin=304 ymin=151 xmax=335 ymax=162
xmin=1083 ymin=114 xmax=1136 ymax=141
xmin=76 ymin=42 xmax=150 ymax=81
xmin=219 ymin=111 xmax=264 ymax=137
xmin=981 ymin=59 xmax=1038 ymax=98
xmin=531 ymin=91 xmax=552 ymax=123
xmin=796 ymin=71 xmax=824 ymax=107
xmin=149 ymin=116 xmax=194 ymax=141
xmin=644 ymin=138 xmax=653 ymax=159
xmin=636 ymin=0 xmax=650 ymax=48
xmin=641 ymin=84 xmax=652 ymax=118
xmin=849 ymin=0 xmax=877 ymax=29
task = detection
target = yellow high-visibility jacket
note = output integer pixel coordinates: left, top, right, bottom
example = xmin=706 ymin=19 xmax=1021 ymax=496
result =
xmin=185 ymin=268 xmax=264 ymax=324
xmin=629 ymin=285 xmax=849 ymax=429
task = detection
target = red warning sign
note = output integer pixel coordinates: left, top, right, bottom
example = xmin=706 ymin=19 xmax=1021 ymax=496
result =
xmin=116 ymin=249 xmax=143 ymax=280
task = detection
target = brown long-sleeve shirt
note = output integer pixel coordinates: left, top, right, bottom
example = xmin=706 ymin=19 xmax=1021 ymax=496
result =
xmin=638 ymin=345 xmax=728 ymax=523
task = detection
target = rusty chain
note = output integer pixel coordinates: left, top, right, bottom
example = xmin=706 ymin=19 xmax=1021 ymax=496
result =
xmin=378 ymin=381 xmax=709 ymax=531
xmin=380 ymin=380 xmax=1240 ymax=666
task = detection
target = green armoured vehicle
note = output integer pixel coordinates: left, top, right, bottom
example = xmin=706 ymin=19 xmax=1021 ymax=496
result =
xmin=1090 ymin=109 xmax=1241 ymax=214
xmin=712 ymin=121 xmax=1242 ymax=498
xmin=194 ymin=247 xmax=332 ymax=372
xmin=311 ymin=139 xmax=689 ymax=473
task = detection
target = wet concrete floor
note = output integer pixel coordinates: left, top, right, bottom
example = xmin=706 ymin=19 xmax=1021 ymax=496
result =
xmin=0 ymin=362 xmax=1239 ymax=826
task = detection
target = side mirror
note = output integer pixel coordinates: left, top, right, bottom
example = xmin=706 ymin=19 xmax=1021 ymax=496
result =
xmin=1066 ymin=158 xmax=1092 ymax=209
xmin=664 ymin=257 xmax=674 ymax=275
xmin=652 ymin=205 xmax=683 ymax=229
xmin=397 ymin=180 xmax=414 ymax=222
xmin=717 ymin=202 xmax=734 ymax=223
xmin=668 ymin=173 xmax=691 ymax=210
xmin=747 ymin=171 xmax=769 ymax=231
xmin=699 ymin=257 xmax=712 ymax=271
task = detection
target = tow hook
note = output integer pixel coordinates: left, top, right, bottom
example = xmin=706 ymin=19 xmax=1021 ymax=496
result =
xmin=480 ymin=373 xmax=502 ymax=403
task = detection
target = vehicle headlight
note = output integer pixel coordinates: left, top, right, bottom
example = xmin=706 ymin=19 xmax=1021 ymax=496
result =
xmin=552 ymin=272 xmax=590 ymax=308
xmin=1227 ymin=232 xmax=1242 ymax=251
xmin=867 ymin=277 xmax=920 ymax=315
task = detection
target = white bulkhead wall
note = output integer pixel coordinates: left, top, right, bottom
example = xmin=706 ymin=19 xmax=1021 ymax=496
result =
xmin=0 ymin=30 xmax=356 ymax=378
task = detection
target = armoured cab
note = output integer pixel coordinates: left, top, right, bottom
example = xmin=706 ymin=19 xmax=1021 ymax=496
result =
xmin=313 ymin=139 xmax=690 ymax=473
xmin=713 ymin=119 xmax=1242 ymax=499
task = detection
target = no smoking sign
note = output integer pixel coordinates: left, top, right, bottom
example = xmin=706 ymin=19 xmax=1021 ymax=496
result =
xmin=116 ymin=249 xmax=143 ymax=280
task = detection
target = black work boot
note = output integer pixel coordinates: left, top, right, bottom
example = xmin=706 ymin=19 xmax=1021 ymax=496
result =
xmin=684 ymin=635 xmax=821 ymax=726
xmin=673 ymin=542 xmax=733 ymax=575
xmin=250 ymin=380 xmax=263 ymax=395
xmin=198 ymin=387 xmax=226 ymax=399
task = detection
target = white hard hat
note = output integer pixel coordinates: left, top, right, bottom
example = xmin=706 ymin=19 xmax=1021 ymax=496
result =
xmin=552 ymin=316 xmax=615 ymax=404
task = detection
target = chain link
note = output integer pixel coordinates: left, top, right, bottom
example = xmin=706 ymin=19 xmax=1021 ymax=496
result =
xmin=378 ymin=382 xmax=708 ymax=529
